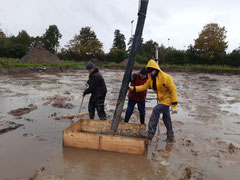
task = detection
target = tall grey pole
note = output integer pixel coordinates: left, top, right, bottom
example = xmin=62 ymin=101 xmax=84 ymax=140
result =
xmin=168 ymin=38 xmax=170 ymax=50
xmin=131 ymin=20 xmax=134 ymax=36
xmin=155 ymin=45 xmax=159 ymax=64
xmin=111 ymin=0 xmax=149 ymax=132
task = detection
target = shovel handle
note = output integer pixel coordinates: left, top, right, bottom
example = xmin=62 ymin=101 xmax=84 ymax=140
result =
xmin=78 ymin=96 xmax=84 ymax=113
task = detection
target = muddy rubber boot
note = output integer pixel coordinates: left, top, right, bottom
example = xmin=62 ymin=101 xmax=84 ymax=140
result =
xmin=124 ymin=117 xmax=129 ymax=123
xmin=166 ymin=134 xmax=175 ymax=143
xmin=99 ymin=116 xmax=106 ymax=121
xmin=139 ymin=130 xmax=153 ymax=140
xmin=166 ymin=137 xmax=175 ymax=143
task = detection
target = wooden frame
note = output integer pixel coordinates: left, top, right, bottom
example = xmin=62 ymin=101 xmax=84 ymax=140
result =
xmin=63 ymin=119 xmax=148 ymax=155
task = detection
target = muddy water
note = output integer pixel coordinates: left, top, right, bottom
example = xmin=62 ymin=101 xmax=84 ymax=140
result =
xmin=0 ymin=69 xmax=240 ymax=180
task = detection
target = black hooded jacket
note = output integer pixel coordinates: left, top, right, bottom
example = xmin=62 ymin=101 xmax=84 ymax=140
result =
xmin=84 ymin=68 xmax=107 ymax=98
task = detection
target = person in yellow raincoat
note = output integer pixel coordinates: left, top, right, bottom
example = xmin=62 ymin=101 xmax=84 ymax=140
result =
xmin=130 ymin=59 xmax=178 ymax=142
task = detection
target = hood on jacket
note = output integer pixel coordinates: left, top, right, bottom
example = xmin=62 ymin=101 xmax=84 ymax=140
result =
xmin=145 ymin=59 xmax=161 ymax=71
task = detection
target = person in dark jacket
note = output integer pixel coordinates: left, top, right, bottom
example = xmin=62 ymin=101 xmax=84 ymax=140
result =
xmin=83 ymin=61 xmax=107 ymax=120
xmin=124 ymin=68 xmax=148 ymax=124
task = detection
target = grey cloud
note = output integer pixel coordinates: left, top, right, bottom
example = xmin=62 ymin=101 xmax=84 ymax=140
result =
xmin=0 ymin=0 xmax=239 ymax=52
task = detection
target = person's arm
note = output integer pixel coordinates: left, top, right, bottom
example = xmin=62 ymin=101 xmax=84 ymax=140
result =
xmin=130 ymin=78 xmax=151 ymax=92
xmin=83 ymin=76 xmax=97 ymax=95
xmin=130 ymin=73 xmax=137 ymax=83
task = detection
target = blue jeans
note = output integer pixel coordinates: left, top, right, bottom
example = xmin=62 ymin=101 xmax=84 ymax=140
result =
xmin=148 ymin=104 xmax=174 ymax=139
xmin=124 ymin=99 xmax=145 ymax=124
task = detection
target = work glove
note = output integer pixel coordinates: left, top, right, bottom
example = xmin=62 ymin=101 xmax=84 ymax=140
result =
xmin=130 ymin=86 xmax=136 ymax=91
xmin=171 ymin=105 xmax=178 ymax=114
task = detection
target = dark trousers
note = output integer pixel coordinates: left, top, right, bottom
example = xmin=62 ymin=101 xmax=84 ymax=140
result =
xmin=88 ymin=95 xmax=106 ymax=120
xmin=124 ymin=99 xmax=145 ymax=124
xmin=148 ymin=104 xmax=174 ymax=138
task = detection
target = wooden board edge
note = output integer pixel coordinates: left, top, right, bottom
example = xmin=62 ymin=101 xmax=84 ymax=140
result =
xmin=62 ymin=112 xmax=89 ymax=118
xmin=63 ymin=131 xmax=100 ymax=150
xmin=100 ymin=134 xmax=146 ymax=155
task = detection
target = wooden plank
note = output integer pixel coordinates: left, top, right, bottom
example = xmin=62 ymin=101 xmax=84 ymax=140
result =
xmin=100 ymin=135 xmax=146 ymax=155
xmin=62 ymin=119 xmax=148 ymax=155
xmin=62 ymin=112 xmax=89 ymax=118
xmin=63 ymin=131 xmax=99 ymax=150
xmin=81 ymin=119 xmax=112 ymax=134
xmin=99 ymin=136 xmax=102 ymax=151
xmin=65 ymin=119 xmax=82 ymax=132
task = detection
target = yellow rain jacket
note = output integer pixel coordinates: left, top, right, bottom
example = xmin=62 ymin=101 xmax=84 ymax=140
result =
xmin=131 ymin=59 xmax=178 ymax=108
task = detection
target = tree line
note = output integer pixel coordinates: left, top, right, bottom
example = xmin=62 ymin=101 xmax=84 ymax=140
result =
xmin=0 ymin=24 xmax=61 ymax=58
xmin=0 ymin=23 xmax=240 ymax=66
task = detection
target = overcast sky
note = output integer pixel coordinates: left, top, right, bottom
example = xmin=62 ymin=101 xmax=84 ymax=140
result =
xmin=0 ymin=0 xmax=239 ymax=53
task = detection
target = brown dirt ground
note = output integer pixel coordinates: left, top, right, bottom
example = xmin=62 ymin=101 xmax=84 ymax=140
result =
xmin=0 ymin=69 xmax=240 ymax=180
xmin=20 ymin=47 xmax=62 ymax=64
xmin=8 ymin=104 xmax=37 ymax=116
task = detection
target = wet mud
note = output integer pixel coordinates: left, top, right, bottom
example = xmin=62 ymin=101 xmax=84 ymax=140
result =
xmin=8 ymin=104 xmax=37 ymax=116
xmin=0 ymin=120 xmax=23 ymax=134
xmin=43 ymin=95 xmax=76 ymax=109
xmin=0 ymin=70 xmax=240 ymax=180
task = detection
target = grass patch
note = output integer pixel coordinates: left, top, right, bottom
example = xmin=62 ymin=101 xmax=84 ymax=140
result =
xmin=0 ymin=58 xmax=85 ymax=68
xmin=103 ymin=62 xmax=125 ymax=68
xmin=0 ymin=58 xmax=239 ymax=73
xmin=103 ymin=62 xmax=145 ymax=69
xmin=160 ymin=64 xmax=240 ymax=72
xmin=104 ymin=62 xmax=240 ymax=72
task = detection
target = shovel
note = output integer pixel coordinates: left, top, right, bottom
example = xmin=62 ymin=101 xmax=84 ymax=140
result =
xmin=78 ymin=95 xmax=85 ymax=113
